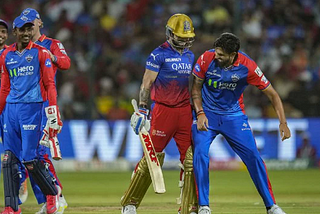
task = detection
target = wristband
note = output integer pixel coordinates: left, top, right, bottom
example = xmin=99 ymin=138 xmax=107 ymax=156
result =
xmin=197 ymin=112 xmax=205 ymax=119
xmin=196 ymin=110 xmax=204 ymax=116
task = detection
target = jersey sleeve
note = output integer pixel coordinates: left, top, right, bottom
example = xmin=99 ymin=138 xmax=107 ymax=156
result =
xmin=145 ymin=49 xmax=163 ymax=72
xmin=0 ymin=52 xmax=11 ymax=114
xmin=50 ymin=39 xmax=71 ymax=70
xmin=192 ymin=51 xmax=214 ymax=79
xmin=39 ymin=48 xmax=57 ymax=106
xmin=246 ymin=59 xmax=270 ymax=90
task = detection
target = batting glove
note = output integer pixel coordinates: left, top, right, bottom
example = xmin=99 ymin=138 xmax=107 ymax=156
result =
xmin=45 ymin=105 xmax=63 ymax=138
xmin=130 ymin=107 xmax=150 ymax=135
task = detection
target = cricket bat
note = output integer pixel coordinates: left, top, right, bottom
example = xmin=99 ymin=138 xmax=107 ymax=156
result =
xmin=132 ymin=99 xmax=166 ymax=194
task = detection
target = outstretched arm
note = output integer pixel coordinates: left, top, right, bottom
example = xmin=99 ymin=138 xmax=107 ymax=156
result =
xmin=262 ymin=85 xmax=291 ymax=141
xmin=191 ymin=75 xmax=208 ymax=131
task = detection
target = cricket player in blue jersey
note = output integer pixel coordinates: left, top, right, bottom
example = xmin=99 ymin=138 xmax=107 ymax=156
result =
xmin=0 ymin=19 xmax=30 ymax=206
xmin=122 ymin=14 xmax=197 ymax=214
xmin=0 ymin=19 xmax=9 ymax=177
xmin=0 ymin=15 xmax=63 ymax=214
xmin=18 ymin=8 xmax=70 ymax=214
xmin=191 ymin=33 xmax=291 ymax=214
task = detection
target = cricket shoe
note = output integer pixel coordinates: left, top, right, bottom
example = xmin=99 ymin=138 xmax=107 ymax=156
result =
xmin=267 ymin=204 xmax=287 ymax=214
xmin=56 ymin=195 xmax=68 ymax=214
xmin=19 ymin=179 xmax=28 ymax=204
xmin=35 ymin=203 xmax=46 ymax=214
xmin=198 ymin=206 xmax=211 ymax=214
xmin=46 ymin=186 xmax=61 ymax=214
xmin=1 ymin=207 xmax=22 ymax=214
xmin=121 ymin=205 xmax=136 ymax=214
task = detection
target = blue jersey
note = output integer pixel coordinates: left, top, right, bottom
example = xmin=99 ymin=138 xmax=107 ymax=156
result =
xmin=0 ymin=41 xmax=57 ymax=113
xmin=193 ymin=50 xmax=270 ymax=115
xmin=146 ymin=41 xmax=194 ymax=107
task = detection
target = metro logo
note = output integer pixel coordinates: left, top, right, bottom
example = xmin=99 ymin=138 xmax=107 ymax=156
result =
xmin=142 ymin=133 xmax=159 ymax=166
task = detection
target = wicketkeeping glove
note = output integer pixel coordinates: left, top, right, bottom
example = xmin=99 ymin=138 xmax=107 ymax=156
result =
xmin=40 ymin=123 xmax=62 ymax=160
xmin=130 ymin=107 xmax=150 ymax=135
xmin=45 ymin=105 xmax=63 ymax=138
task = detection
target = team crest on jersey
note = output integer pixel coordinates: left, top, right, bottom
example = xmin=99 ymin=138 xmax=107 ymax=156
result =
xmin=25 ymin=54 xmax=33 ymax=63
xmin=231 ymin=73 xmax=240 ymax=82
xmin=184 ymin=21 xmax=191 ymax=32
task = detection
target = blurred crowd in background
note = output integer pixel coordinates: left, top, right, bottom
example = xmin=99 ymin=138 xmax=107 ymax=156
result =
xmin=1 ymin=0 xmax=320 ymax=120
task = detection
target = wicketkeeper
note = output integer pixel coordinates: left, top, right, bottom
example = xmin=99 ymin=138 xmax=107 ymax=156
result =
xmin=0 ymin=15 xmax=62 ymax=214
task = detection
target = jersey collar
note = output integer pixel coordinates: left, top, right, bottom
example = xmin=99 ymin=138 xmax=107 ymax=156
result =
xmin=166 ymin=41 xmax=189 ymax=54
xmin=38 ymin=34 xmax=47 ymax=42
xmin=12 ymin=41 xmax=34 ymax=51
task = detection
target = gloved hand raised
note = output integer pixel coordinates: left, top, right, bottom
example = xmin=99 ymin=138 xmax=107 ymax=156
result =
xmin=130 ymin=99 xmax=150 ymax=135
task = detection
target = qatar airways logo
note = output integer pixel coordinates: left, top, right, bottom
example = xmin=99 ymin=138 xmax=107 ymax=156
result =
xmin=172 ymin=63 xmax=192 ymax=74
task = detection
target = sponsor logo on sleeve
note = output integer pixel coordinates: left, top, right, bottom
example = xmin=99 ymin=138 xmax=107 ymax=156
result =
xmin=57 ymin=43 xmax=65 ymax=49
xmin=254 ymin=66 xmax=263 ymax=77
xmin=146 ymin=61 xmax=159 ymax=69
xmin=60 ymin=50 xmax=67 ymax=55
xmin=261 ymin=75 xmax=269 ymax=84
xmin=194 ymin=63 xmax=200 ymax=72
xmin=45 ymin=58 xmax=52 ymax=67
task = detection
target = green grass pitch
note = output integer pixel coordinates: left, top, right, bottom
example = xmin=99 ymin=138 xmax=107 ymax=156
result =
xmin=0 ymin=169 xmax=319 ymax=213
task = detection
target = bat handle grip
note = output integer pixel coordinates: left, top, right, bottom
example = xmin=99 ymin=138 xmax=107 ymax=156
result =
xmin=131 ymin=99 xmax=139 ymax=113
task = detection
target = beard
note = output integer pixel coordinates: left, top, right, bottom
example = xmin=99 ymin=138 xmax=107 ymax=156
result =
xmin=215 ymin=59 xmax=229 ymax=68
